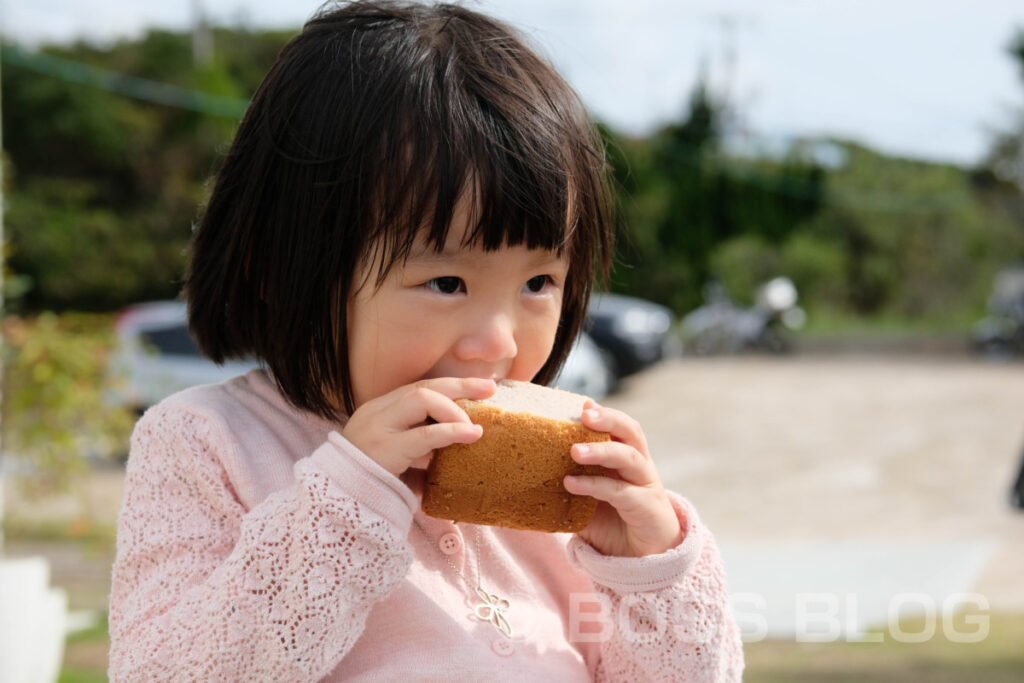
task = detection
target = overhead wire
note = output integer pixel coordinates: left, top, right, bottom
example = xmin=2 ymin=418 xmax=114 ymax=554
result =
xmin=1 ymin=44 xmax=249 ymax=118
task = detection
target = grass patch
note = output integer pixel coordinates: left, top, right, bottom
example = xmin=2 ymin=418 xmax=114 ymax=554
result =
xmin=2 ymin=514 xmax=116 ymax=553
xmin=799 ymin=308 xmax=981 ymax=337
xmin=744 ymin=612 xmax=1024 ymax=682
xmin=58 ymin=668 xmax=108 ymax=683
xmin=61 ymin=615 xmax=110 ymax=680
xmin=66 ymin=614 xmax=110 ymax=645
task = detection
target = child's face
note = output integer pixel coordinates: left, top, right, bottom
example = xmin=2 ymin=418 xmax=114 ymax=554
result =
xmin=347 ymin=212 xmax=569 ymax=410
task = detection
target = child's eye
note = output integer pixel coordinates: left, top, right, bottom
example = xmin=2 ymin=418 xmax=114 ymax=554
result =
xmin=425 ymin=276 xmax=466 ymax=294
xmin=524 ymin=275 xmax=553 ymax=293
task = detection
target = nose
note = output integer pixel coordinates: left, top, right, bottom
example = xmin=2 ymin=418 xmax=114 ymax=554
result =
xmin=453 ymin=310 xmax=518 ymax=366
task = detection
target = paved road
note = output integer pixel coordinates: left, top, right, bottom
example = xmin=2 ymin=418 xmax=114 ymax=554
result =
xmin=602 ymin=356 xmax=1024 ymax=636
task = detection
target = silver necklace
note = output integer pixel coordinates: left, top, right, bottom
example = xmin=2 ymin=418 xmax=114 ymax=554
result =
xmin=413 ymin=519 xmax=513 ymax=638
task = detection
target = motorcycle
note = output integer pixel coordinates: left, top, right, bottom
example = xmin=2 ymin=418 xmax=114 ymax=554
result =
xmin=681 ymin=277 xmax=806 ymax=355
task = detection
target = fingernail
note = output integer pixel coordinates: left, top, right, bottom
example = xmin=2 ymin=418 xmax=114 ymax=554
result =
xmin=585 ymin=409 xmax=600 ymax=422
xmin=575 ymin=444 xmax=590 ymax=459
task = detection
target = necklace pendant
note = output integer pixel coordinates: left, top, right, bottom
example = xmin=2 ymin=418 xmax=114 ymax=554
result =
xmin=473 ymin=586 xmax=513 ymax=638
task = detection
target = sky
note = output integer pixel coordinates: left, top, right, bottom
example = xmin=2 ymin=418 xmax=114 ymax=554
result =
xmin=3 ymin=0 xmax=1024 ymax=166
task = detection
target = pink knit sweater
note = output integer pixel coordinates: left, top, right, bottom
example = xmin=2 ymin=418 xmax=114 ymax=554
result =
xmin=108 ymin=370 xmax=743 ymax=681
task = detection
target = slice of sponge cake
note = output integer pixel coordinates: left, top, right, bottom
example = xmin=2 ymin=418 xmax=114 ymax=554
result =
xmin=422 ymin=379 xmax=609 ymax=532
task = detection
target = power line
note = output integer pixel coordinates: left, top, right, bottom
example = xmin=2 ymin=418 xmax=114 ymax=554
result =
xmin=0 ymin=44 xmax=249 ymax=118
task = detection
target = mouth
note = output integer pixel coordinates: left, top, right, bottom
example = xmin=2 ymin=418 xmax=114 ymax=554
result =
xmin=426 ymin=371 xmax=506 ymax=382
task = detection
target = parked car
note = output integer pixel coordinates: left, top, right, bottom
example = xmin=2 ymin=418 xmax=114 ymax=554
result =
xmin=111 ymin=301 xmax=260 ymax=414
xmin=585 ymin=292 xmax=679 ymax=378
xmin=112 ymin=301 xmax=615 ymax=413
xmin=970 ymin=266 xmax=1024 ymax=358
xmin=551 ymin=329 xmax=615 ymax=399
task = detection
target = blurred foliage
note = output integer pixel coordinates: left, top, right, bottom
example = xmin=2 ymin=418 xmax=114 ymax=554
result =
xmin=603 ymin=83 xmax=824 ymax=314
xmin=1 ymin=28 xmax=292 ymax=311
xmin=604 ymin=76 xmax=1024 ymax=322
xmin=696 ymin=145 xmax=1023 ymax=319
xmin=1 ymin=313 xmax=135 ymax=493
xmin=976 ymin=26 xmax=1024 ymax=264
xmin=2 ymin=512 xmax=117 ymax=549
xmin=0 ymin=25 xmax=1023 ymax=325
xmin=985 ymin=28 xmax=1024 ymax=183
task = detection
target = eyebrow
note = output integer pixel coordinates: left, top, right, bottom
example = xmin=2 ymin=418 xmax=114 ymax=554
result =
xmin=406 ymin=245 xmax=566 ymax=268
xmin=405 ymin=246 xmax=461 ymax=263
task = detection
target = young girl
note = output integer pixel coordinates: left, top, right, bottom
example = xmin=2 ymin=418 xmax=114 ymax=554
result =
xmin=108 ymin=2 xmax=744 ymax=680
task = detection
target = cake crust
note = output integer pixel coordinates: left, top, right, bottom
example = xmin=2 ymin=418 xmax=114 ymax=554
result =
xmin=422 ymin=383 xmax=609 ymax=532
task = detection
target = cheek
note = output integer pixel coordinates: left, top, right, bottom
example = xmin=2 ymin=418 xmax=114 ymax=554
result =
xmin=349 ymin=307 xmax=451 ymax=404
xmin=513 ymin=305 xmax=563 ymax=378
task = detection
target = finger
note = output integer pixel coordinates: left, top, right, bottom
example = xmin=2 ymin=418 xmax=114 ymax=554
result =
xmin=571 ymin=441 xmax=657 ymax=487
xmin=390 ymin=386 xmax=474 ymax=428
xmin=394 ymin=420 xmax=484 ymax=456
xmin=563 ymin=474 xmax=650 ymax=519
xmin=581 ymin=404 xmax=649 ymax=455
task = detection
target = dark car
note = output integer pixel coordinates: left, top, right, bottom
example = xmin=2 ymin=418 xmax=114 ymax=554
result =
xmin=971 ymin=266 xmax=1024 ymax=358
xmin=585 ymin=293 xmax=679 ymax=378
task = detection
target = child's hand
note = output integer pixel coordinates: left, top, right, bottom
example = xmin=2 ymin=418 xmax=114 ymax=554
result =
xmin=565 ymin=400 xmax=684 ymax=557
xmin=341 ymin=377 xmax=496 ymax=475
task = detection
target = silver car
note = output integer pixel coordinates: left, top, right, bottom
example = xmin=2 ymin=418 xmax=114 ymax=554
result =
xmin=112 ymin=301 xmax=614 ymax=413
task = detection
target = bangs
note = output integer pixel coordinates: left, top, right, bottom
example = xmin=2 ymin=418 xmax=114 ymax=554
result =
xmin=346 ymin=8 xmax=603 ymax=284
xmin=366 ymin=152 xmax=575 ymax=285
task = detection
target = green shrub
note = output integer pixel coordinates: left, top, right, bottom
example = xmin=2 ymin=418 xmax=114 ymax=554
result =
xmin=1 ymin=312 xmax=134 ymax=494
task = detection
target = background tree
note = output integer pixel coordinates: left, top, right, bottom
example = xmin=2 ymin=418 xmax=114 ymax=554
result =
xmin=977 ymin=26 xmax=1024 ymax=258
xmin=1 ymin=26 xmax=1020 ymax=325
xmin=607 ymin=81 xmax=824 ymax=314
xmin=1 ymin=28 xmax=290 ymax=311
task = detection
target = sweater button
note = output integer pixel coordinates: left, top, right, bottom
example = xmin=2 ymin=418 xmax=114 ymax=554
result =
xmin=491 ymin=638 xmax=515 ymax=657
xmin=438 ymin=532 xmax=462 ymax=555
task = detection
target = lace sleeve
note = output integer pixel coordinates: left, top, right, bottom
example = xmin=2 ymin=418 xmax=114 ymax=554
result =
xmin=108 ymin=405 xmax=414 ymax=681
xmin=567 ymin=494 xmax=745 ymax=682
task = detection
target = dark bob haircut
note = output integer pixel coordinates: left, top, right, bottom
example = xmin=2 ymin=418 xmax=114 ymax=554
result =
xmin=185 ymin=0 xmax=615 ymax=418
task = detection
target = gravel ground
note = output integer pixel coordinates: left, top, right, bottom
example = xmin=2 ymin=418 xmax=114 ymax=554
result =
xmin=602 ymin=356 xmax=1024 ymax=615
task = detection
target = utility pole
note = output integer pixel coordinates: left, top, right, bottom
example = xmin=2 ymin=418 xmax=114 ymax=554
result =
xmin=710 ymin=12 xmax=739 ymax=102
xmin=702 ymin=12 xmax=758 ymax=147
xmin=192 ymin=0 xmax=214 ymax=68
